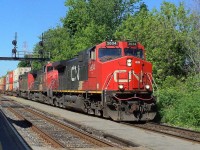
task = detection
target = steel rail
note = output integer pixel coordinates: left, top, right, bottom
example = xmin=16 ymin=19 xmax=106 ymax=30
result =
xmin=123 ymin=122 xmax=200 ymax=143
xmin=1 ymin=96 xmax=130 ymax=149
xmin=0 ymin=109 xmax=31 ymax=150
xmin=24 ymin=107 xmax=117 ymax=148
xmin=7 ymin=107 xmax=65 ymax=149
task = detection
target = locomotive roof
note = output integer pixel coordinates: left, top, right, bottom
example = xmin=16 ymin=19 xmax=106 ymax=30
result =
xmin=52 ymin=59 xmax=69 ymax=68
xmin=30 ymin=70 xmax=37 ymax=75
xmin=52 ymin=46 xmax=95 ymax=69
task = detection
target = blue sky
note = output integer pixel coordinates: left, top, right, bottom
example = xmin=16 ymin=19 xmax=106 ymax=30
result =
xmin=144 ymin=0 xmax=184 ymax=10
xmin=0 ymin=0 xmax=186 ymax=76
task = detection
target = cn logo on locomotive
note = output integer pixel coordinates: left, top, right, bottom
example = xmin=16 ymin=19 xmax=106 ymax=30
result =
xmin=113 ymin=70 xmax=142 ymax=83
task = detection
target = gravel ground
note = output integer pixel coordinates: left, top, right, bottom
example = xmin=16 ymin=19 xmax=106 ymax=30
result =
xmin=3 ymin=95 xmax=200 ymax=150
xmin=0 ymin=102 xmax=55 ymax=150
xmin=0 ymin=96 xmax=142 ymax=150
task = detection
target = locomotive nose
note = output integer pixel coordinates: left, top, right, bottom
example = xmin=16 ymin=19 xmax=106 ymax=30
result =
xmin=113 ymin=57 xmax=153 ymax=91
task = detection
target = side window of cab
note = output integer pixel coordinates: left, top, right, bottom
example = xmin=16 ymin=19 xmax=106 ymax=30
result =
xmin=90 ymin=47 xmax=96 ymax=60
xmin=47 ymin=66 xmax=53 ymax=72
xmin=43 ymin=66 xmax=46 ymax=73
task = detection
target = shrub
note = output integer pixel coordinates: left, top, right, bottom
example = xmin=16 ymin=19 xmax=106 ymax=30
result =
xmin=156 ymin=75 xmax=200 ymax=130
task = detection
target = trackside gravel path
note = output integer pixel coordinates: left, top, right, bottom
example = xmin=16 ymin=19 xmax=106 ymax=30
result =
xmin=5 ymin=96 xmax=200 ymax=150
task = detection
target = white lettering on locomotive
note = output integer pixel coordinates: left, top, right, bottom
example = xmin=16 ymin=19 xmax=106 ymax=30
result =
xmin=89 ymin=63 xmax=95 ymax=71
xmin=71 ymin=65 xmax=80 ymax=81
xmin=113 ymin=70 xmax=142 ymax=83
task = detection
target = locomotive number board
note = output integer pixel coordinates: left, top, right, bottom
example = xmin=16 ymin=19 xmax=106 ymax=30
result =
xmin=106 ymin=41 xmax=118 ymax=46
xmin=127 ymin=41 xmax=137 ymax=46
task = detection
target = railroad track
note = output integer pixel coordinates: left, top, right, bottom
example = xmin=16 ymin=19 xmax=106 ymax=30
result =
xmin=0 ymin=109 xmax=31 ymax=150
xmin=124 ymin=122 xmax=200 ymax=143
xmin=0 ymin=97 xmax=133 ymax=149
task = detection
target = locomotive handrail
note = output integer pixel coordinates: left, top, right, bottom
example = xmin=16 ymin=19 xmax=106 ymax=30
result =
xmin=146 ymin=73 xmax=153 ymax=90
xmin=48 ymin=79 xmax=55 ymax=89
xmin=29 ymin=79 xmax=58 ymax=91
xmin=113 ymin=94 xmax=153 ymax=101
xmin=102 ymin=72 xmax=114 ymax=90
xmin=48 ymin=79 xmax=58 ymax=90
xmin=146 ymin=73 xmax=158 ymax=92
xmin=29 ymin=81 xmax=39 ymax=89
xmin=28 ymin=82 xmax=33 ymax=90
xmin=29 ymin=81 xmax=39 ymax=90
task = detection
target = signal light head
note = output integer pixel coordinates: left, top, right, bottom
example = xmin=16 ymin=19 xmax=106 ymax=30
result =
xmin=39 ymin=41 xmax=44 ymax=47
xmin=12 ymin=40 xmax=17 ymax=46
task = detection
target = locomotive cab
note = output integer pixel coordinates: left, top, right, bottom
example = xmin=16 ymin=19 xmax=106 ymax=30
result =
xmin=91 ymin=41 xmax=153 ymax=93
xmin=42 ymin=63 xmax=59 ymax=91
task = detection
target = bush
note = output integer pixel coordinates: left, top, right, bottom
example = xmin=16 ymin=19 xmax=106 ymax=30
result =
xmin=172 ymin=91 xmax=200 ymax=128
xmin=156 ymin=75 xmax=200 ymax=130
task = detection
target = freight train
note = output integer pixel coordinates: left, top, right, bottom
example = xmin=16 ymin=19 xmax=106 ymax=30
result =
xmin=0 ymin=41 xmax=156 ymax=121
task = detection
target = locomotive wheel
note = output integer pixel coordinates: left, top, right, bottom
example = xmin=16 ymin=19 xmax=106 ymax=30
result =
xmin=95 ymin=109 xmax=102 ymax=116
xmin=28 ymin=93 xmax=32 ymax=100
xmin=53 ymin=97 xmax=59 ymax=107
xmin=87 ymin=109 xmax=94 ymax=115
xmin=32 ymin=93 xmax=36 ymax=101
xmin=59 ymin=102 xmax=63 ymax=108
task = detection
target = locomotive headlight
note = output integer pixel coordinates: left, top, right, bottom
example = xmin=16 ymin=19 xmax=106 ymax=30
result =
xmin=127 ymin=59 xmax=132 ymax=67
xmin=118 ymin=84 xmax=124 ymax=90
xmin=145 ymin=85 xmax=150 ymax=90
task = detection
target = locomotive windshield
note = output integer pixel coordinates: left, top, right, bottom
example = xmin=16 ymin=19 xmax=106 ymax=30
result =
xmin=98 ymin=48 xmax=121 ymax=62
xmin=124 ymin=48 xmax=144 ymax=59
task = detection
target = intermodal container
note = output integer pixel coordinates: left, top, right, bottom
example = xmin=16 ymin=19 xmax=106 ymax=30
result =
xmin=13 ymin=67 xmax=31 ymax=82
xmin=9 ymin=71 xmax=13 ymax=84
xmin=0 ymin=77 xmax=5 ymax=92
xmin=6 ymin=84 xmax=9 ymax=91
xmin=6 ymin=73 xmax=9 ymax=85
xmin=13 ymin=67 xmax=31 ymax=91
xmin=9 ymin=83 xmax=13 ymax=91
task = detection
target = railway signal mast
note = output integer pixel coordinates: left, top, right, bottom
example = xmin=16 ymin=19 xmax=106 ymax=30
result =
xmin=0 ymin=32 xmax=50 ymax=61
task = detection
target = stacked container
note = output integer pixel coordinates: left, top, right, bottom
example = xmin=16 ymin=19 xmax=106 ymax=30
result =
xmin=5 ymin=72 xmax=10 ymax=91
xmin=13 ymin=67 xmax=31 ymax=91
xmin=0 ymin=77 xmax=6 ymax=92
xmin=9 ymin=71 xmax=13 ymax=91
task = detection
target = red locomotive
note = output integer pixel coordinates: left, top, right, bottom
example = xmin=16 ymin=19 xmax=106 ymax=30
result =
xmin=17 ymin=40 xmax=156 ymax=121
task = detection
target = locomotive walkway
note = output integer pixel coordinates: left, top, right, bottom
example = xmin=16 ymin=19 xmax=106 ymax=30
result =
xmin=3 ymin=95 xmax=200 ymax=150
xmin=0 ymin=108 xmax=31 ymax=150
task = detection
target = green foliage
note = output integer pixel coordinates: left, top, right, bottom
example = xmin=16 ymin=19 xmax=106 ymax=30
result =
xmin=115 ymin=2 xmax=193 ymax=84
xmin=18 ymin=60 xmax=31 ymax=67
xmin=63 ymin=0 xmax=141 ymax=38
xmin=162 ymin=90 xmax=200 ymax=128
xmin=157 ymin=75 xmax=200 ymax=129
xmin=63 ymin=0 xmax=90 ymax=36
xmin=73 ymin=22 xmax=108 ymax=51
xmin=43 ymin=27 xmax=73 ymax=61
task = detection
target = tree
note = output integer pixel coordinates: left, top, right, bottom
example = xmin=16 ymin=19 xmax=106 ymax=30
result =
xmin=54 ymin=0 xmax=141 ymax=58
xmin=62 ymin=0 xmax=141 ymax=39
xmin=42 ymin=27 xmax=73 ymax=61
xmin=115 ymin=2 xmax=192 ymax=83
xmin=29 ymin=26 xmax=74 ymax=70
xmin=17 ymin=59 xmax=31 ymax=67
xmin=183 ymin=0 xmax=200 ymax=74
